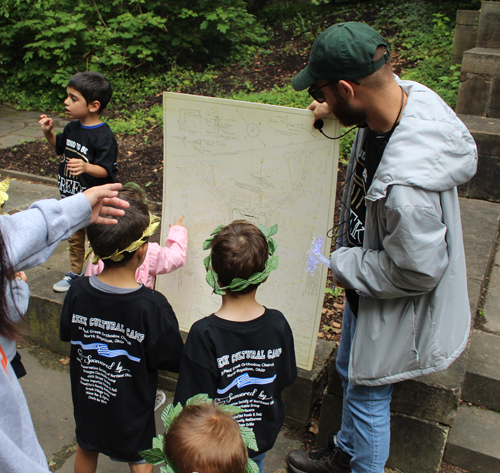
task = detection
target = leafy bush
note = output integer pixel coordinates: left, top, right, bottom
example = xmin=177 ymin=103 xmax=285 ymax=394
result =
xmin=0 ymin=0 xmax=266 ymax=108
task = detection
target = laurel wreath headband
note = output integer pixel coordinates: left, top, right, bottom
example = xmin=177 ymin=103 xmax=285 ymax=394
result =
xmin=140 ymin=394 xmax=259 ymax=473
xmin=85 ymin=213 xmax=160 ymax=264
xmin=203 ymin=223 xmax=279 ymax=295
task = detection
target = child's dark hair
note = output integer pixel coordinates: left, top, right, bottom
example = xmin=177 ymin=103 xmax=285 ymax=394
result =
xmin=164 ymin=402 xmax=247 ymax=473
xmin=86 ymin=190 xmax=150 ymax=268
xmin=67 ymin=72 xmax=112 ymax=113
xmin=211 ymin=220 xmax=268 ymax=295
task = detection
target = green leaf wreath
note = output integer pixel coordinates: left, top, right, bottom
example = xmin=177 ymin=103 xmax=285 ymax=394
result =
xmin=140 ymin=394 xmax=259 ymax=473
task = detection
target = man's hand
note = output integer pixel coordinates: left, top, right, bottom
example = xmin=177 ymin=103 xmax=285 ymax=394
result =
xmin=39 ymin=114 xmax=54 ymax=133
xmin=170 ymin=215 xmax=185 ymax=228
xmin=307 ymin=100 xmax=332 ymax=123
xmin=67 ymin=158 xmax=86 ymax=176
xmin=83 ymin=183 xmax=130 ymax=225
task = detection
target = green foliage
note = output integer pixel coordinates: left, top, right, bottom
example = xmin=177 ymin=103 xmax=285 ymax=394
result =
xmin=325 ymin=286 xmax=343 ymax=299
xmin=398 ymin=12 xmax=459 ymax=108
xmin=0 ymin=0 xmax=266 ymax=106
xmin=105 ymin=105 xmax=162 ymax=136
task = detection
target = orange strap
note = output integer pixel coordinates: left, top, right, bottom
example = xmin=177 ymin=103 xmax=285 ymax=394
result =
xmin=0 ymin=344 xmax=8 ymax=373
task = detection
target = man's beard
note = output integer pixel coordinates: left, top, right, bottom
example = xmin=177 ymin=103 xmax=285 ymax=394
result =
xmin=330 ymin=88 xmax=367 ymax=127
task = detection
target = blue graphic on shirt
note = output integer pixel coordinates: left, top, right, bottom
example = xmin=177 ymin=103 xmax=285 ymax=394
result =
xmin=217 ymin=372 xmax=277 ymax=394
xmin=71 ymin=340 xmax=141 ymax=362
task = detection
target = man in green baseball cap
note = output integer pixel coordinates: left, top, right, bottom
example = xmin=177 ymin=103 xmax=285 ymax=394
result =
xmin=287 ymin=22 xmax=477 ymax=473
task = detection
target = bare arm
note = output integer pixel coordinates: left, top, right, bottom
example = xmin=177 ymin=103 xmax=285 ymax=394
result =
xmin=39 ymin=114 xmax=56 ymax=150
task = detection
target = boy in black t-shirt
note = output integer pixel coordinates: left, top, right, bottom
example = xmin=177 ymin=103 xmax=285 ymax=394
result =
xmin=40 ymin=72 xmax=119 ymax=292
xmin=174 ymin=221 xmax=297 ymax=473
xmin=60 ymin=191 xmax=183 ymax=473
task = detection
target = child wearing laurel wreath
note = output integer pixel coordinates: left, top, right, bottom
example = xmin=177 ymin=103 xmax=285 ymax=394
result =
xmin=60 ymin=189 xmax=184 ymax=473
xmin=174 ymin=220 xmax=298 ymax=473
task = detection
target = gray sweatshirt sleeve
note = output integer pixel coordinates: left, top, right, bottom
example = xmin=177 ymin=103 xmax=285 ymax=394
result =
xmin=0 ymin=193 xmax=91 ymax=272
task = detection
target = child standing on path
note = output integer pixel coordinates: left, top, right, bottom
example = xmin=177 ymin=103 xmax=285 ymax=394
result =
xmin=60 ymin=191 xmax=183 ymax=473
xmin=40 ymin=71 xmax=119 ymax=292
xmin=174 ymin=220 xmax=297 ymax=473
xmin=85 ymin=185 xmax=187 ymax=290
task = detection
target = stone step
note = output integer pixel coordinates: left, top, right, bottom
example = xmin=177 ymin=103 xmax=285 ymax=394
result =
xmin=462 ymin=330 xmax=500 ymax=412
xmin=444 ymin=404 xmax=500 ymax=473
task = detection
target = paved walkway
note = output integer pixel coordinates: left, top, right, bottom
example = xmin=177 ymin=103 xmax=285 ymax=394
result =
xmin=0 ymin=105 xmax=67 ymax=148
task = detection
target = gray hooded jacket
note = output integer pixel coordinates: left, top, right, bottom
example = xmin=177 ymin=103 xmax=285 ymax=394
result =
xmin=331 ymin=79 xmax=477 ymax=386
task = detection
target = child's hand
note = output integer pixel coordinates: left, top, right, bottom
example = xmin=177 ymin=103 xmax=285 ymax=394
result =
xmin=39 ymin=114 xmax=54 ymax=133
xmin=67 ymin=158 xmax=86 ymax=176
xmin=170 ymin=216 xmax=185 ymax=228
xmin=13 ymin=271 xmax=27 ymax=283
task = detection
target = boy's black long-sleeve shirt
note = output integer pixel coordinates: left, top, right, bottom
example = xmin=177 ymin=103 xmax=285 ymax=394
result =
xmin=174 ymin=308 xmax=297 ymax=457
xmin=60 ymin=277 xmax=183 ymax=462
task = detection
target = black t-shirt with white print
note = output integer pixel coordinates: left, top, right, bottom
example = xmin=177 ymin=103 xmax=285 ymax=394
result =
xmin=60 ymin=277 xmax=184 ymax=462
xmin=174 ymin=308 xmax=297 ymax=457
xmin=55 ymin=120 xmax=118 ymax=197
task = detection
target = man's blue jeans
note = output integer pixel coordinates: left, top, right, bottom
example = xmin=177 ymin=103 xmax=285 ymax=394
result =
xmin=335 ymin=302 xmax=393 ymax=473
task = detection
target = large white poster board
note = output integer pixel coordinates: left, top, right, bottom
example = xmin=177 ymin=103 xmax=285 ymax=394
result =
xmin=157 ymin=92 xmax=340 ymax=370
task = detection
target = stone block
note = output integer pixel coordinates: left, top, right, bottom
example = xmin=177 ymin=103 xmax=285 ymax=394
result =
xmin=391 ymin=349 xmax=467 ymax=426
xmin=456 ymin=74 xmax=489 ymax=116
xmin=444 ymin=404 xmax=500 ymax=473
xmin=489 ymin=77 xmax=500 ymax=118
xmin=462 ymin=331 xmax=500 ymax=412
xmin=452 ymin=10 xmax=479 ymax=65
xmin=326 ymin=349 xmax=342 ymax=397
xmin=20 ymin=270 xmax=69 ymax=356
xmin=317 ymin=392 xmax=343 ymax=447
xmin=386 ymin=412 xmax=448 ymax=473
xmin=476 ymin=1 xmax=500 ymax=50
xmin=458 ymin=115 xmax=500 ymax=202
xmin=459 ymin=115 xmax=500 ymax=157
xmin=283 ymin=339 xmax=336 ymax=428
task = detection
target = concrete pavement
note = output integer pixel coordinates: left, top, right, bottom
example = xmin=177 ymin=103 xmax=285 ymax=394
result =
xmin=0 ymin=105 xmax=67 ymax=149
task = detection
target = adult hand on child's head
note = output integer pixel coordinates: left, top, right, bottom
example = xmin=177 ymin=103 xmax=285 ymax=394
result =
xmin=170 ymin=215 xmax=185 ymax=228
xmin=83 ymin=183 xmax=130 ymax=225
xmin=39 ymin=114 xmax=54 ymax=133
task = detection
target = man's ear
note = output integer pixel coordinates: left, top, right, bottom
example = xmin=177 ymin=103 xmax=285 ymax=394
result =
xmin=88 ymin=100 xmax=101 ymax=113
xmin=337 ymin=80 xmax=355 ymax=99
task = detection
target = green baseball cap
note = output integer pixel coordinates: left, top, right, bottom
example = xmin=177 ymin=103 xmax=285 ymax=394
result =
xmin=292 ymin=22 xmax=389 ymax=91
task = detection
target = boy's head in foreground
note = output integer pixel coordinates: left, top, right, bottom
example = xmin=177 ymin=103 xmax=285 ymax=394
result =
xmin=211 ymin=220 xmax=269 ymax=296
xmin=67 ymin=71 xmax=113 ymax=114
xmin=164 ymin=402 xmax=247 ymax=473
xmin=86 ymin=187 xmax=150 ymax=269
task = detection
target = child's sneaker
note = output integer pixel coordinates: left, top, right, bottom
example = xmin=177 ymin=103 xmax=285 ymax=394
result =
xmin=155 ymin=390 xmax=166 ymax=411
xmin=53 ymin=271 xmax=83 ymax=292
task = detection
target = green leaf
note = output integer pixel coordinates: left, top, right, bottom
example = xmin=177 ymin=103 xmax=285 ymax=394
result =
xmin=240 ymin=426 xmax=258 ymax=451
xmin=152 ymin=434 xmax=164 ymax=450
xmin=139 ymin=447 xmax=165 ymax=465
xmin=265 ymin=255 xmax=279 ymax=273
xmin=186 ymin=393 xmax=211 ymax=405
xmin=203 ymin=255 xmax=211 ymax=270
xmin=206 ymin=269 xmax=217 ymax=290
xmin=267 ymin=238 xmax=277 ymax=255
xmin=210 ymin=224 xmax=225 ymax=236
xmin=203 ymin=237 xmax=214 ymax=251
xmin=161 ymin=402 xmax=183 ymax=431
xmin=267 ymin=223 xmax=278 ymax=237
xmin=246 ymin=458 xmax=259 ymax=473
